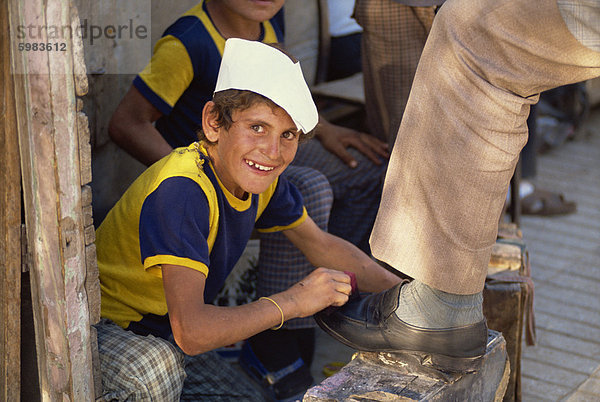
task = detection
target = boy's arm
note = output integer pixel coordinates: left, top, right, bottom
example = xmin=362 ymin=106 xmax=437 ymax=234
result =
xmin=109 ymin=35 xmax=194 ymax=166
xmin=283 ymin=216 xmax=401 ymax=292
xmin=108 ymin=85 xmax=173 ymax=166
xmin=162 ymin=263 xmax=352 ymax=356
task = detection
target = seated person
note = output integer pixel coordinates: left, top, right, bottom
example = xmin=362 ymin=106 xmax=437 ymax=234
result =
xmin=326 ymin=0 xmax=363 ymax=81
xmin=107 ymin=1 xmax=388 ymax=395
xmin=95 ymin=39 xmax=400 ymax=401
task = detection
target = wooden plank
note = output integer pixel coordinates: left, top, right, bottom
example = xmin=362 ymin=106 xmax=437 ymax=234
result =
xmin=71 ymin=4 xmax=100 ymax=394
xmin=85 ymin=243 xmax=100 ymax=324
xmin=311 ymin=73 xmax=366 ymax=104
xmin=0 ymin=0 xmax=22 ymax=399
xmin=78 ymin=111 xmax=92 ymax=186
xmin=487 ymin=243 xmax=523 ymax=275
xmin=305 ymin=332 xmax=509 ymax=401
xmin=9 ymin=0 xmax=95 ymax=399
xmin=81 ymin=184 xmax=93 ymax=207
xmin=46 ymin=3 xmax=95 ymax=398
xmin=84 ymin=224 xmax=96 ymax=246
xmin=69 ymin=4 xmax=88 ymax=98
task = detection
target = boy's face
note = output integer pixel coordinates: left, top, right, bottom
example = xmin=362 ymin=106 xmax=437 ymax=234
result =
xmin=203 ymin=101 xmax=300 ymax=199
xmin=220 ymin=0 xmax=284 ymax=23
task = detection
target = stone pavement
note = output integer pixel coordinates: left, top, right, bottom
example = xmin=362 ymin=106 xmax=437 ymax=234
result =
xmin=519 ymin=108 xmax=600 ymax=401
xmin=310 ymin=107 xmax=600 ymax=401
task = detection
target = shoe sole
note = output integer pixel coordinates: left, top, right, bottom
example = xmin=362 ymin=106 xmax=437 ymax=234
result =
xmin=316 ymin=316 xmax=485 ymax=374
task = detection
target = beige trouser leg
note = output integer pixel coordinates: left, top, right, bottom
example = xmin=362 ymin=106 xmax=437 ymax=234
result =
xmin=370 ymin=0 xmax=600 ymax=294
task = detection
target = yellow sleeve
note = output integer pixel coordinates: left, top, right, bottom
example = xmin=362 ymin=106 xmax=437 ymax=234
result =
xmin=137 ymin=35 xmax=194 ymax=108
xmin=145 ymin=257 xmax=209 ymax=279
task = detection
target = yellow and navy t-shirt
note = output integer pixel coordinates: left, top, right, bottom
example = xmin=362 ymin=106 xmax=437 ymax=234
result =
xmin=133 ymin=0 xmax=284 ymax=148
xmin=97 ymin=143 xmax=306 ymax=339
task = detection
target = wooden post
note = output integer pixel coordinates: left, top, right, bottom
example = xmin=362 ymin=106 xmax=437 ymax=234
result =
xmin=0 ymin=0 xmax=22 ymax=399
xmin=8 ymin=0 xmax=96 ymax=399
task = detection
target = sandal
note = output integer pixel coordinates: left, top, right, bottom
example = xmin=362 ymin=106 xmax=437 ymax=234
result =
xmin=521 ymin=189 xmax=576 ymax=216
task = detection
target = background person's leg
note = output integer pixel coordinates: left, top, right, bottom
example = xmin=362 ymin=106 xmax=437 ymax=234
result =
xmin=293 ymin=140 xmax=386 ymax=254
xmin=519 ymin=105 xmax=577 ymax=216
xmin=370 ymin=0 xmax=600 ymax=295
xmin=355 ymin=0 xmax=435 ymax=146
xmin=180 ymin=351 xmax=264 ymax=401
xmin=559 ymin=0 xmax=600 ymax=52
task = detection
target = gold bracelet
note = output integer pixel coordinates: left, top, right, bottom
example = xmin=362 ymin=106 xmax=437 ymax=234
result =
xmin=259 ymin=297 xmax=284 ymax=330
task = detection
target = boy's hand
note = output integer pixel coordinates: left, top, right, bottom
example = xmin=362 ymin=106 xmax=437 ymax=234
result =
xmin=284 ymin=267 xmax=353 ymax=318
xmin=316 ymin=119 xmax=389 ymax=167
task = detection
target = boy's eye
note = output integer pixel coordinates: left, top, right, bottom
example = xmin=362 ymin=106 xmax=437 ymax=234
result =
xmin=282 ymin=131 xmax=297 ymax=140
xmin=251 ymin=125 xmax=264 ymax=133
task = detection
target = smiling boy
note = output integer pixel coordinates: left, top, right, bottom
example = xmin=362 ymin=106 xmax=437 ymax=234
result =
xmin=95 ymin=39 xmax=399 ymax=401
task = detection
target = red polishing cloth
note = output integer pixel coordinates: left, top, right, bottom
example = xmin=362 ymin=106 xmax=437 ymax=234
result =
xmin=319 ymin=271 xmax=360 ymax=316
xmin=343 ymin=271 xmax=358 ymax=296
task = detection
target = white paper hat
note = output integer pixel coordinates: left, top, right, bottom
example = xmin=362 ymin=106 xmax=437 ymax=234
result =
xmin=214 ymin=38 xmax=319 ymax=134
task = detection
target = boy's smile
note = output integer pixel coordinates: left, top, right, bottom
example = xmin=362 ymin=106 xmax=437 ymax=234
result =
xmin=203 ymin=102 xmax=300 ymax=199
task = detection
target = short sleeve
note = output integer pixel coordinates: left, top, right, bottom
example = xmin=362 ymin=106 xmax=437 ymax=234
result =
xmin=255 ymin=175 xmax=307 ymax=232
xmin=133 ymin=35 xmax=194 ymax=115
xmin=139 ymin=177 xmax=210 ymax=276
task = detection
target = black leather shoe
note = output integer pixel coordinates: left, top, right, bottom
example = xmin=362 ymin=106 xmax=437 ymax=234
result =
xmin=314 ymin=281 xmax=489 ymax=372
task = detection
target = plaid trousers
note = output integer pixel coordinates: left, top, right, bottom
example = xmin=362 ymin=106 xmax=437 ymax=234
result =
xmin=95 ymin=320 xmax=264 ymax=401
xmin=293 ymin=139 xmax=386 ymax=253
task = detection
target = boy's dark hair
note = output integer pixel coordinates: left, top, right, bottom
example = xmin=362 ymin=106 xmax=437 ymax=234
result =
xmin=197 ymin=89 xmax=315 ymax=143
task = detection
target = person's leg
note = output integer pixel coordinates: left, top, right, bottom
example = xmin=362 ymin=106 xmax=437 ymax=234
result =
xmin=180 ymin=351 xmax=264 ymax=401
xmin=371 ymin=0 xmax=600 ymax=296
xmin=559 ymin=0 xmax=600 ymax=52
xmin=315 ymin=0 xmax=599 ymax=364
xmin=95 ymin=320 xmax=186 ymax=401
xmin=521 ymin=105 xmax=538 ymax=181
xmin=355 ymin=0 xmax=435 ymax=145
xmin=513 ymin=104 xmax=578 ymax=215
xmin=240 ymin=328 xmax=315 ymax=400
xmin=293 ymin=140 xmax=386 ymax=254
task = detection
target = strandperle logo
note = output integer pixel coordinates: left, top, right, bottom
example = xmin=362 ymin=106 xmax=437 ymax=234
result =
xmin=16 ymin=18 xmax=148 ymax=45
xmin=11 ymin=1 xmax=152 ymax=75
